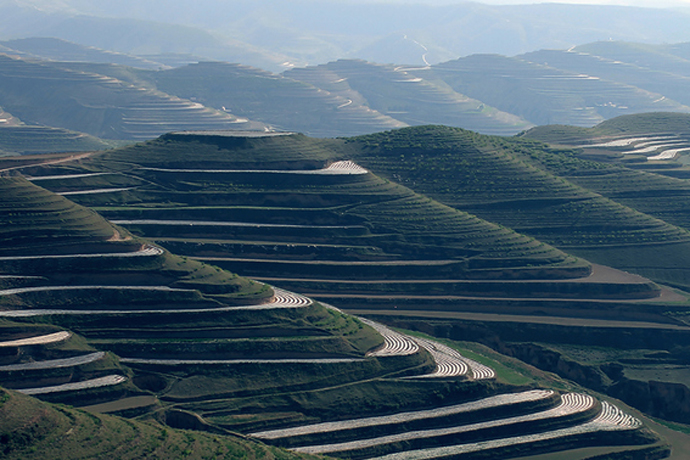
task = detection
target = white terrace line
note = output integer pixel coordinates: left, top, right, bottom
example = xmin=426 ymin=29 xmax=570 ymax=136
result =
xmin=410 ymin=337 xmax=468 ymax=379
xmin=0 ymin=244 xmax=163 ymax=261
xmin=58 ymin=187 xmax=137 ymax=196
xmin=120 ymin=358 xmax=363 ymax=365
xmin=0 ymin=331 xmax=71 ymax=347
xmin=111 ymin=219 xmax=365 ymax=230
xmin=625 ymin=142 xmax=688 ymax=154
xmin=648 ymin=147 xmax=690 ymax=161
xmin=293 ymin=393 xmax=595 ymax=454
xmin=368 ymin=400 xmax=640 ymax=460
xmin=413 ymin=339 xmax=495 ymax=380
xmin=0 ymin=352 xmax=105 ymax=371
xmin=251 ymin=390 xmax=555 ymax=440
xmin=360 ymin=318 xmax=419 ymax=357
xmin=585 ymin=136 xmax=676 ymax=148
xmin=0 ymin=288 xmax=312 ymax=317
xmin=16 ymin=374 xmax=127 ymax=395
xmin=27 ymin=172 xmax=109 ymax=181
xmin=138 ymin=160 xmax=368 ymax=175
xmin=0 ymin=285 xmax=194 ymax=296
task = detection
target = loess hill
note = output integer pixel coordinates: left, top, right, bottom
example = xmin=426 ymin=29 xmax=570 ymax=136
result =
xmin=0 ymin=132 xmax=675 ymax=459
xmin=15 ymin=126 xmax=690 ymax=430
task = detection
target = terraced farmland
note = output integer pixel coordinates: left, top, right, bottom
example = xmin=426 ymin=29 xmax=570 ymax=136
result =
xmin=37 ymin=130 xmax=654 ymax=311
xmin=285 ymin=59 xmax=533 ymax=136
xmin=346 ymin=125 xmax=690 ymax=293
xmin=0 ymin=54 xmax=268 ymax=140
xmin=426 ymin=54 xmax=690 ymax=127
xmin=150 ymin=61 xmax=409 ymax=138
xmin=0 ymin=131 xmax=678 ymax=458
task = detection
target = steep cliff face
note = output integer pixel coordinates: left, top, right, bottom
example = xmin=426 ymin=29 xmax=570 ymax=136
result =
xmin=504 ymin=344 xmax=690 ymax=424
xmin=610 ymin=379 xmax=690 ymax=424
xmin=501 ymin=343 xmax=611 ymax=392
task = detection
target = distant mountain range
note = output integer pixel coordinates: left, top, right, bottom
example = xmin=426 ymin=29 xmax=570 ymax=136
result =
xmin=4 ymin=0 xmax=690 ymax=72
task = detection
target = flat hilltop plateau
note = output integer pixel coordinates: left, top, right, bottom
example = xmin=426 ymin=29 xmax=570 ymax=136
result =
xmin=3 ymin=117 xmax=690 ymax=458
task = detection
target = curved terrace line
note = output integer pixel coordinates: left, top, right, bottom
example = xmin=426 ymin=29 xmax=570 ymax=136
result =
xmin=360 ymin=318 xmax=419 ymax=357
xmin=0 ymin=244 xmax=163 ymax=261
xmin=16 ymin=374 xmax=127 ymax=395
xmin=111 ymin=219 xmax=367 ymax=230
xmin=292 ymin=393 xmax=595 ymax=454
xmin=0 ymin=351 xmax=105 ymax=371
xmin=368 ymin=401 xmax=640 ymax=460
xmin=412 ymin=337 xmax=493 ymax=380
xmin=119 ymin=358 xmax=363 ymax=365
xmin=0 ymin=285 xmax=194 ymax=296
xmin=138 ymin=160 xmax=368 ymax=175
xmin=0 ymin=331 xmax=71 ymax=347
xmin=251 ymin=390 xmax=554 ymax=440
xmin=0 ymin=288 xmax=312 ymax=317
xmin=27 ymin=172 xmax=109 ymax=181
xmin=58 ymin=187 xmax=137 ymax=196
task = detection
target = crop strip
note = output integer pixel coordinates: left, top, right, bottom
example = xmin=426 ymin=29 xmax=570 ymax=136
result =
xmin=251 ymin=390 xmax=555 ymax=440
xmin=0 ymin=331 xmax=71 ymax=347
xmin=360 ymin=318 xmax=419 ymax=356
xmin=0 ymin=244 xmax=163 ymax=260
xmin=120 ymin=358 xmax=364 ymax=365
xmin=0 ymin=351 xmax=105 ymax=371
xmin=366 ymin=401 xmax=641 ymax=460
xmin=111 ymin=219 xmax=366 ymax=230
xmin=291 ymin=393 xmax=595 ymax=454
xmin=138 ymin=160 xmax=368 ymax=175
xmin=0 ymin=288 xmax=311 ymax=317
xmin=16 ymin=374 xmax=127 ymax=395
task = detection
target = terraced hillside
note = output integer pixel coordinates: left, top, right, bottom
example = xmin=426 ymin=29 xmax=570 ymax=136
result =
xmin=285 ymin=60 xmax=533 ymax=136
xmin=0 ymin=37 xmax=165 ymax=70
xmin=520 ymin=49 xmax=690 ymax=109
xmin=150 ymin=62 xmax=408 ymax=137
xmin=0 ymin=53 xmax=268 ymax=140
xmin=345 ymin=125 xmax=690 ymax=292
xmin=0 ymin=125 xmax=116 ymax=156
xmin=29 ymin=128 xmax=690 ymax=428
xmin=38 ymin=131 xmax=656 ymax=308
xmin=425 ymin=54 xmax=690 ymax=127
xmin=0 ymin=172 xmax=664 ymax=459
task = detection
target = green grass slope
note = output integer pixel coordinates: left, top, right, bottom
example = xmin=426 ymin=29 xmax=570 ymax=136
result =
xmin=345 ymin=125 xmax=690 ymax=292
xmin=0 ymin=387 xmax=317 ymax=460
xmin=72 ymin=131 xmax=594 ymax=285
